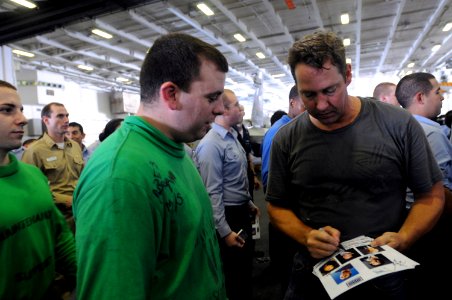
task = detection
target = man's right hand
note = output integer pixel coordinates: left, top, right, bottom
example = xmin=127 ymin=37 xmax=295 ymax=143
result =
xmin=306 ymin=226 xmax=340 ymax=259
xmin=224 ymin=231 xmax=246 ymax=248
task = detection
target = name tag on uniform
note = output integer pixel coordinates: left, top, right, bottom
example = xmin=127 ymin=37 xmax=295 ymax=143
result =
xmin=46 ymin=156 xmax=57 ymax=162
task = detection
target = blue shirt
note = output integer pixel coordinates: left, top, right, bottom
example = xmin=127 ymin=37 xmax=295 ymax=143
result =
xmin=261 ymin=115 xmax=292 ymax=189
xmin=414 ymin=114 xmax=452 ymax=190
xmin=195 ymin=123 xmax=251 ymax=238
xmin=82 ymin=145 xmax=92 ymax=163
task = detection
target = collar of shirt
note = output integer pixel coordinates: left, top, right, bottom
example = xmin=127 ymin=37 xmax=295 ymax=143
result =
xmin=413 ymin=114 xmax=441 ymax=128
xmin=212 ymin=123 xmax=238 ymax=140
xmin=42 ymin=132 xmax=74 ymax=149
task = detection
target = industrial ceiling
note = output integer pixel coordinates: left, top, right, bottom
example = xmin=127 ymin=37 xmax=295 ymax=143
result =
xmin=1 ymin=0 xmax=451 ymax=100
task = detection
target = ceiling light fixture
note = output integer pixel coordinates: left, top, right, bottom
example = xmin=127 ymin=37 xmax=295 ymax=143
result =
xmin=341 ymin=13 xmax=350 ymax=25
xmin=443 ymin=22 xmax=452 ymax=32
xmin=346 ymin=58 xmax=352 ymax=64
xmin=9 ymin=0 xmax=37 ymax=9
xmin=12 ymin=49 xmax=35 ymax=57
xmin=256 ymin=52 xmax=266 ymax=59
xmin=91 ymin=28 xmax=113 ymax=39
xmin=116 ymin=77 xmax=130 ymax=82
xmin=343 ymin=38 xmax=351 ymax=46
xmin=226 ymin=78 xmax=236 ymax=84
xmin=77 ymin=65 xmax=94 ymax=71
xmin=431 ymin=44 xmax=441 ymax=52
xmin=272 ymin=73 xmax=285 ymax=78
xmin=234 ymin=33 xmax=246 ymax=42
xmin=407 ymin=62 xmax=415 ymax=68
xmin=197 ymin=3 xmax=214 ymax=16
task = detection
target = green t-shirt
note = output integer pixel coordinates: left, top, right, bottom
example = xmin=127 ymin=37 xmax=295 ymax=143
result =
xmin=0 ymin=154 xmax=76 ymax=299
xmin=73 ymin=116 xmax=227 ymax=299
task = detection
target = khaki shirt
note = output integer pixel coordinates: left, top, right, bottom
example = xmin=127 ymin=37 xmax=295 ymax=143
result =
xmin=22 ymin=133 xmax=84 ymax=205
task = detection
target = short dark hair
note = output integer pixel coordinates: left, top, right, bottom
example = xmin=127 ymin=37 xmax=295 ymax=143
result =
xmin=140 ymin=32 xmax=229 ymax=103
xmin=0 ymin=80 xmax=17 ymax=90
xmin=395 ymin=72 xmax=435 ymax=108
xmin=99 ymin=118 xmax=123 ymax=142
xmin=41 ymin=102 xmax=64 ymax=118
xmin=289 ymin=85 xmax=299 ymax=100
xmin=40 ymin=102 xmax=64 ymax=134
xmin=69 ymin=122 xmax=84 ymax=134
xmin=270 ymin=110 xmax=287 ymax=126
xmin=288 ymin=30 xmax=347 ymax=83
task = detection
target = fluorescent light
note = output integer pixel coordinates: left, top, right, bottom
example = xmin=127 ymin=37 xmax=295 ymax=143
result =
xmin=116 ymin=77 xmax=130 ymax=82
xmin=77 ymin=65 xmax=94 ymax=71
xmin=12 ymin=49 xmax=35 ymax=57
xmin=343 ymin=38 xmax=351 ymax=46
xmin=91 ymin=29 xmax=113 ymax=39
xmin=256 ymin=52 xmax=265 ymax=59
xmin=443 ymin=22 xmax=452 ymax=32
xmin=197 ymin=3 xmax=214 ymax=16
xmin=407 ymin=62 xmax=415 ymax=68
xmin=405 ymin=70 xmax=413 ymax=75
xmin=431 ymin=44 xmax=441 ymax=52
xmin=341 ymin=13 xmax=349 ymax=25
xmin=234 ymin=33 xmax=246 ymax=42
xmin=272 ymin=73 xmax=285 ymax=78
xmin=9 ymin=0 xmax=37 ymax=9
xmin=346 ymin=58 xmax=352 ymax=64
xmin=226 ymin=78 xmax=236 ymax=84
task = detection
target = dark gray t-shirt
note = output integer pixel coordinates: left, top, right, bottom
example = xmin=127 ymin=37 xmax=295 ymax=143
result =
xmin=266 ymin=97 xmax=442 ymax=240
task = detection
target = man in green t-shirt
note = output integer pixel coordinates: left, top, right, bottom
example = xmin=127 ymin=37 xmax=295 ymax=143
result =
xmin=0 ymin=80 xmax=76 ymax=299
xmin=73 ymin=33 xmax=229 ymax=299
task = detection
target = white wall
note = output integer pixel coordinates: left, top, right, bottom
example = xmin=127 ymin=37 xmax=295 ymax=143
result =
xmin=17 ymin=69 xmax=120 ymax=146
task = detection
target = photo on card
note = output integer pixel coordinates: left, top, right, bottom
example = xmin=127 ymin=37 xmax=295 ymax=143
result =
xmin=335 ymin=248 xmax=360 ymax=264
xmin=360 ymin=253 xmax=392 ymax=269
xmin=320 ymin=259 xmax=340 ymax=276
xmin=356 ymin=245 xmax=383 ymax=255
xmin=332 ymin=264 xmax=359 ymax=284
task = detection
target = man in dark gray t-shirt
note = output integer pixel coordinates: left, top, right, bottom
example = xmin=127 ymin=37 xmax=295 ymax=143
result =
xmin=266 ymin=30 xmax=444 ymax=300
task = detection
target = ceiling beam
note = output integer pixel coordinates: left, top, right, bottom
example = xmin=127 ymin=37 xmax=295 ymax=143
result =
xmin=354 ymin=0 xmax=362 ymax=78
xmin=94 ymin=19 xmax=152 ymax=48
xmin=421 ymin=32 xmax=452 ymax=69
xmin=64 ymin=29 xmax=146 ymax=61
xmin=35 ymin=35 xmax=141 ymax=71
xmin=262 ymin=0 xmax=294 ymax=44
xmin=376 ymin=0 xmax=406 ymax=74
xmin=128 ymin=10 xmax=168 ymax=35
xmin=209 ymin=0 xmax=291 ymax=77
xmin=166 ymin=4 xmax=286 ymax=90
xmin=311 ymin=0 xmax=324 ymax=29
xmin=397 ymin=0 xmax=448 ymax=70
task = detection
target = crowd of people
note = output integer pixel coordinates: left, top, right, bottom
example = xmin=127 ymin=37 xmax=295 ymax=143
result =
xmin=1 ymin=28 xmax=450 ymax=300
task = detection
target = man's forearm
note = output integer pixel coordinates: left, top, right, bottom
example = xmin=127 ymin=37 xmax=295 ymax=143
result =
xmin=267 ymin=202 xmax=313 ymax=246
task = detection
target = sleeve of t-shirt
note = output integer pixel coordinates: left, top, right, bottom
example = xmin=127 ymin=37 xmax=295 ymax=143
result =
xmin=265 ymin=131 xmax=291 ymax=208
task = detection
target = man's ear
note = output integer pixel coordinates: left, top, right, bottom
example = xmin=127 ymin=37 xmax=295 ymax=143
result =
xmin=345 ymin=63 xmax=352 ymax=86
xmin=415 ymin=91 xmax=424 ymax=104
xmin=42 ymin=116 xmax=50 ymax=126
xmin=160 ymin=82 xmax=180 ymax=110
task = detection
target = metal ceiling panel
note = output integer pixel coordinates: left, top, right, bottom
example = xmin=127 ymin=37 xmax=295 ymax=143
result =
xmin=1 ymin=0 xmax=451 ymax=97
